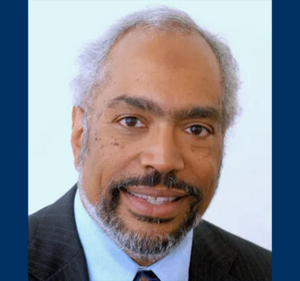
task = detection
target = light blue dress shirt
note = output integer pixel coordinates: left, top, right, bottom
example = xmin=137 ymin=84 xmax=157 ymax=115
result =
xmin=74 ymin=190 xmax=193 ymax=281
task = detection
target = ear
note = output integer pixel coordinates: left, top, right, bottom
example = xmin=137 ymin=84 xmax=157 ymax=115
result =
xmin=71 ymin=106 xmax=84 ymax=169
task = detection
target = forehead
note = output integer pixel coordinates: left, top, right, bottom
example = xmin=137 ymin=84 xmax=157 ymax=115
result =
xmin=95 ymin=28 xmax=223 ymax=113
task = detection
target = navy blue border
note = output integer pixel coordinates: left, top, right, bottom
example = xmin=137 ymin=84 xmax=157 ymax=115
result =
xmin=1 ymin=0 xmax=296 ymax=279
xmin=0 ymin=0 xmax=28 ymax=278
xmin=272 ymin=0 xmax=299 ymax=280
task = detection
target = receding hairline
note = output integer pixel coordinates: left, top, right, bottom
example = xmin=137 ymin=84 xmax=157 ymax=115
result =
xmin=91 ymin=26 xmax=222 ymax=103
xmin=72 ymin=7 xmax=240 ymax=132
xmin=83 ymin=27 xmax=225 ymax=137
xmin=106 ymin=25 xmax=220 ymax=62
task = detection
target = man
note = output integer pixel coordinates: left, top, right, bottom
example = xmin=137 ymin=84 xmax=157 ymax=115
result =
xmin=28 ymin=6 xmax=271 ymax=281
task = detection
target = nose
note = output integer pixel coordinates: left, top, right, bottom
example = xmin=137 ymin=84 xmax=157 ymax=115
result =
xmin=140 ymin=127 xmax=185 ymax=173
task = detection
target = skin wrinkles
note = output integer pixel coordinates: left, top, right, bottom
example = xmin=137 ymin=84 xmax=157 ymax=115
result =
xmin=102 ymin=97 xmax=222 ymax=149
xmin=106 ymin=94 xmax=222 ymax=127
xmin=71 ymin=29 xmax=224 ymax=265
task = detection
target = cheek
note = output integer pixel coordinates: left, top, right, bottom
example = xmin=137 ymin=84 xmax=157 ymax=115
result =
xmin=81 ymin=132 xmax=122 ymax=200
xmin=88 ymin=132 xmax=137 ymax=178
xmin=188 ymin=143 xmax=222 ymax=175
xmin=186 ymin=145 xmax=222 ymax=211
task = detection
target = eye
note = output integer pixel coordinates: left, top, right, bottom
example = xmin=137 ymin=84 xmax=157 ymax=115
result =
xmin=185 ymin=125 xmax=210 ymax=138
xmin=119 ymin=116 xmax=145 ymax=128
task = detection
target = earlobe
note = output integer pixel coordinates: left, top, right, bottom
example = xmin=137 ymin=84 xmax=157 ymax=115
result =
xmin=71 ymin=106 xmax=84 ymax=169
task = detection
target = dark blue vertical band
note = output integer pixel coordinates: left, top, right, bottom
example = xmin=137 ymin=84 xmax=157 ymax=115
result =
xmin=0 ymin=0 xmax=28 ymax=278
xmin=272 ymin=0 xmax=300 ymax=280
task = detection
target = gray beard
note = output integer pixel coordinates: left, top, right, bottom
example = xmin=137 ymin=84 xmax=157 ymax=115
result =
xmin=77 ymin=170 xmax=204 ymax=263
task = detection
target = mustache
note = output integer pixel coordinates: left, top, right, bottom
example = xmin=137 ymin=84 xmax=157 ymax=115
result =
xmin=109 ymin=170 xmax=203 ymax=201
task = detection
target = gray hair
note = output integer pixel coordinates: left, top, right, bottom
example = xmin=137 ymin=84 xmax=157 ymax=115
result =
xmin=71 ymin=6 xmax=240 ymax=132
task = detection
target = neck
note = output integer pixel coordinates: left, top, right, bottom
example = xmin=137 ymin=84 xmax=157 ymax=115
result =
xmin=125 ymin=251 xmax=165 ymax=266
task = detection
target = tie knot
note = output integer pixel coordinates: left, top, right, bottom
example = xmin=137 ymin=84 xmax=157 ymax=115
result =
xmin=133 ymin=270 xmax=160 ymax=281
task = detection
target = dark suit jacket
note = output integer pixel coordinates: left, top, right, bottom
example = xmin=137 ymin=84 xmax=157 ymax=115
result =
xmin=28 ymin=185 xmax=271 ymax=281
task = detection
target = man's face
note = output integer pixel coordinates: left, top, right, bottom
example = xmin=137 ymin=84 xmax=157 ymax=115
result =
xmin=72 ymin=30 xmax=223 ymax=263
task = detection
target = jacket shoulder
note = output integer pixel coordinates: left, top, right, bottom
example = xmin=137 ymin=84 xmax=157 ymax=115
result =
xmin=28 ymin=186 xmax=89 ymax=281
xmin=205 ymin=221 xmax=271 ymax=262
xmin=28 ymin=205 xmax=49 ymax=245
xmin=194 ymin=220 xmax=272 ymax=280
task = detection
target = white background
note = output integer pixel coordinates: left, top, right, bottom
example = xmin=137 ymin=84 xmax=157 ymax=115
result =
xmin=29 ymin=0 xmax=272 ymax=250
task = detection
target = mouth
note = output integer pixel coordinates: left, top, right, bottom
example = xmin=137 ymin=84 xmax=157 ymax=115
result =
xmin=125 ymin=189 xmax=183 ymax=205
xmin=120 ymin=186 xmax=189 ymax=219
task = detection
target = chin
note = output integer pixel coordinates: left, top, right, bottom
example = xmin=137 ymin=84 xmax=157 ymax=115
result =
xmin=78 ymin=172 xmax=204 ymax=261
xmin=94 ymin=198 xmax=202 ymax=262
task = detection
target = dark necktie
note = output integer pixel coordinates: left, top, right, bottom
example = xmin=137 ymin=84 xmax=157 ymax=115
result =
xmin=133 ymin=270 xmax=160 ymax=281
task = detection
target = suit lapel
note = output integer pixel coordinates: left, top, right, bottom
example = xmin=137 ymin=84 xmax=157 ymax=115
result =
xmin=188 ymin=221 xmax=239 ymax=281
xmin=28 ymin=185 xmax=89 ymax=281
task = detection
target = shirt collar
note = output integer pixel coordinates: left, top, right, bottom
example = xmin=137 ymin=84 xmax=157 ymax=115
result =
xmin=74 ymin=189 xmax=193 ymax=281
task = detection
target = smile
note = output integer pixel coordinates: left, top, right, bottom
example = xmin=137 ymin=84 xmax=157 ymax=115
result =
xmin=121 ymin=186 xmax=189 ymax=218
xmin=125 ymin=189 xmax=182 ymax=205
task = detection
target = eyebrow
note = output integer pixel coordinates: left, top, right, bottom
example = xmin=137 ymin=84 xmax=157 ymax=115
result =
xmin=106 ymin=95 xmax=165 ymax=116
xmin=106 ymin=94 xmax=222 ymax=123
xmin=174 ymin=106 xmax=222 ymax=123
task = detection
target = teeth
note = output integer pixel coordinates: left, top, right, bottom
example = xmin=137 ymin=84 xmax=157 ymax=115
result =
xmin=147 ymin=196 xmax=176 ymax=205
xmin=127 ymin=190 xmax=177 ymax=205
